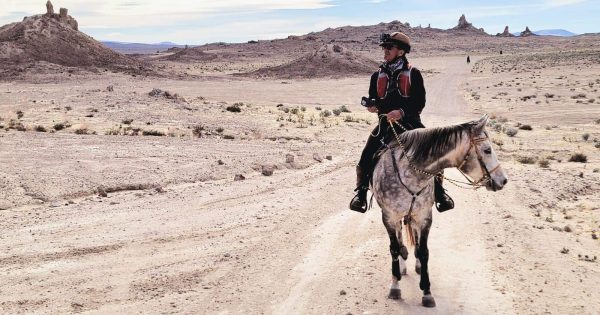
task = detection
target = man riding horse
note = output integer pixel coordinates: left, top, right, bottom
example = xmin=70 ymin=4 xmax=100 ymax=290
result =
xmin=349 ymin=32 xmax=454 ymax=213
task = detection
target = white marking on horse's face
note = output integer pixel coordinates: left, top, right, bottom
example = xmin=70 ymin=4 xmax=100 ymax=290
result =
xmin=460 ymin=116 xmax=508 ymax=191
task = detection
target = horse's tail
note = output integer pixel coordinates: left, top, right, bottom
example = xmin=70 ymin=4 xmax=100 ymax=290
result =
xmin=404 ymin=221 xmax=416 ymax=247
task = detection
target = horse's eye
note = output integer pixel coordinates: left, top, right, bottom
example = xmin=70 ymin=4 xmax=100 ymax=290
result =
xmin=484 ymin=148 xmax=492 ymax=154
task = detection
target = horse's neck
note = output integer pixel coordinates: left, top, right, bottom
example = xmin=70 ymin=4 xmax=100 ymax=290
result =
xmin=408 ymin=128 xmax=470 ymax=174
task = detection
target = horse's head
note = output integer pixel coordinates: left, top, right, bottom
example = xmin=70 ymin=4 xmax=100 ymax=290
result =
xmin=458 ymin=115 xmax=508 ymax=191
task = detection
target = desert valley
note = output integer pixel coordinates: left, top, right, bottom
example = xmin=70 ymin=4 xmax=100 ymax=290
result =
xmin=1 ymin=3 xmax=599 ymax=314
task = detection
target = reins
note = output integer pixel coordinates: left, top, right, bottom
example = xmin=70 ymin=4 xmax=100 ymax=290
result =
xmin=383 ymin=114 xmax=498 ymax=190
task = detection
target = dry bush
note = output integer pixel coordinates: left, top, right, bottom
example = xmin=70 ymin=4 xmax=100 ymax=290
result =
xmin=226 ymin=104 xmax=241 ymax=112
xmin=192 ymin=125 xmax=204 ymax=137
xmin=582 ymin=133 xmax=590 ymax=141
xmin=519 ymin=124 xmax=532 ymax=130
xmin=568 ymin=153 xmax=587 ymax=163
xmin=34 ymin=125 xmax=47 ymax=132
xmin=332 ymin=109 xmax=341 ymax=116
xmin=122 ymin=119 xmax=133 ymax=125
xmin=538 ymin=159 xmax=550 ymax=168
xmin=74 ymin=128 xmax=90 ymax=135
xmin=142 ymin=130 xmax=165 ymax=136
xmin=320 ymin=110 xmax=332 ymax=117
xmin=505 ymin=127 xmax=518 ymax=137
xmin=223 ymin=134 xmax=235 ymax=139
xmin=517 ymin=156 xmax=536 ymax=164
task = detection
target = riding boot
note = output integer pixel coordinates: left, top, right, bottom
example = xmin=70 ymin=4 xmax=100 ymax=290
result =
xmin=349 ymin=166 xmax=369 ymax=213
xmin=434 ymin=176 xmax=454 ymax=212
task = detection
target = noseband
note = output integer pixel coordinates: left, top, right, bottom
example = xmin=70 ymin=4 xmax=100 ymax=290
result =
xmin=456 ymin=131 xmax=502 ymax=189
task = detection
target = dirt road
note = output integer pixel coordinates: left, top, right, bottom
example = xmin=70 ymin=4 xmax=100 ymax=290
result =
xmin=3 ymin=56 xmax=597 ymax=314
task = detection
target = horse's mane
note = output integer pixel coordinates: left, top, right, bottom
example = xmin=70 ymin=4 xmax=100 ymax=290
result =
xmin=398 ymin=122 xmax=474 ymax=165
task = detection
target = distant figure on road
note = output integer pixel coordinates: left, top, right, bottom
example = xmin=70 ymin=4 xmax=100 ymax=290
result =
xmin=467 ymin=55 xmax=471 ymax=63
xmin=500 ymin=50 xmax=503 ymax=55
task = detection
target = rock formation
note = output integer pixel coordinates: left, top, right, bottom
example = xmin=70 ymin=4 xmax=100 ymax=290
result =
xmin=0 ymin=2 xmax=147 ymax=77
xmin=456 ymin=14 xmax=472 ymax=29
xmin=450 ymin=14 xmax=487 ymax=34
xmin=496 ymin=26 xmax=515 ymax=37
xmin=46 ymin=0 xmax=54 ymax=15
xmin=520 ymin=26 xmax=536 ymax=37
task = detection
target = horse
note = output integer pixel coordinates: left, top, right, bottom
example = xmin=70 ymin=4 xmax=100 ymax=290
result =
xmin=371 ymin=114 xmax=508 ymax=307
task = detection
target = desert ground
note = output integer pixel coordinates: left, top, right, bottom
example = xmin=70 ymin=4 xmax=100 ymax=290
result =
xmin=1 ymin=51 xmax=599 ymax=314
xmin=1 ymin=11 xmax=600 ymax=314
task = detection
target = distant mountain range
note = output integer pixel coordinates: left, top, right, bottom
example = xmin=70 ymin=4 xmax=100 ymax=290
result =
xmin=101 ymin=41 xmax=190 ymax=54
xmin=511 ymin=29 xmax=577 ymax=37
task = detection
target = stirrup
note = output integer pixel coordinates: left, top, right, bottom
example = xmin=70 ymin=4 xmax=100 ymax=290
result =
xmin=349 ymin=186 xmax=368 ymax=213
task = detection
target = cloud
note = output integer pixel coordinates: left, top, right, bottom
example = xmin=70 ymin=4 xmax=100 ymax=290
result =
xmin=1 ymin=0 xmax=337 ymax=26
xmin=543 ymin=0 xmax=588 ymax=8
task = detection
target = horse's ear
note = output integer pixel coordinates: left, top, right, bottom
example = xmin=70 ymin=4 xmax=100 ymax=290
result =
xmin=474 ymin=114 xmax=489 ymax=132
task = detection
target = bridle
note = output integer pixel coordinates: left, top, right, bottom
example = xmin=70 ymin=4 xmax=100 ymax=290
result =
xmin=453 ymin=130 xmax=502 ymax=189
xmin=387 ymin=117 xmax=501 ymax=190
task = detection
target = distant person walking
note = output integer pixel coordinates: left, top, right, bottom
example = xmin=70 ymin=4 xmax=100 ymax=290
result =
xmin=467 ymin=55 xmax=471 ymax=63
xmin=349 ymin=32 xmax=454 ymax=213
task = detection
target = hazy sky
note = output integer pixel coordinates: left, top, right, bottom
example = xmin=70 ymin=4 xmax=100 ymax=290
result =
xmin=2 ymin=0 xmax=598 ymax=44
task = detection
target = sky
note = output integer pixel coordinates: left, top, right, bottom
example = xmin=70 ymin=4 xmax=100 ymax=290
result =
xmin=1 ymin=0 xmax=599 ymax=44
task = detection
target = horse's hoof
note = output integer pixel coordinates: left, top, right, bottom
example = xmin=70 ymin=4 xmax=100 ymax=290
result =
xmin=422 ymin=295 xmax=436 ymax=308
xmin=388 ymin=288 xmax=401 ymax=300
xmin=415 ymin=265 xmax=421 ymax=275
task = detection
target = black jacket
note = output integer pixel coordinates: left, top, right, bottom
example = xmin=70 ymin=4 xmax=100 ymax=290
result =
xmin=368 ymin=65 xmax=426 ymax=129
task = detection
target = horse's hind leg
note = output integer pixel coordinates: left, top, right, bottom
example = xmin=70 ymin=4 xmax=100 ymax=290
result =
xmin=383 ymin=217 xmax=407 ymax=300
xmin=415 ymin=218 xmax=436 ymax=307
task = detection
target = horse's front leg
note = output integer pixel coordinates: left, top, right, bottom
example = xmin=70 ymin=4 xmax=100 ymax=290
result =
xmin=384 ymin=218 xmax=407 ymax=300
xmin=415 ymin=218 xmax=436 ymax=307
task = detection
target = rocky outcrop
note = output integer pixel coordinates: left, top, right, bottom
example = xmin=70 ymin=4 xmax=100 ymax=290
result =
xmin=46 ymin=1 xmax=54 ymax=15
xmin=0 ymin=2 xmax=148 ymax=76
xmin=450 ymin=14 xmax=487 ymax=34
xmin=520 ymin=26 xmax=536 ymax=37
xmin=496 ymin=26 xmax=515 ymax=37
xmin=456 ymin=14 xmax=471 ymax=29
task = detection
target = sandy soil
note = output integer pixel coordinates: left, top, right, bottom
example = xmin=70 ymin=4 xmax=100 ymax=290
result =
xmin=1 ymin=54 xmax=599 ymax=314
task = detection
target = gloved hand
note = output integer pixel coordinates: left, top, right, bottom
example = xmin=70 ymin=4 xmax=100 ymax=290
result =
xmin=387 ymin=109 xmax=404 ymax=122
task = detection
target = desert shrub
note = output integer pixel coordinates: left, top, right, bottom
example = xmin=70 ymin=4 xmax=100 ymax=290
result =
xmin=315 ymin=106 xmax=322 ymax=111
xmin=332 ymin=109 xmax=341 ymax=116
xmin=74 ymin=128 xmax=90 ymax=135
xmin=519 ymin=124 xmax=532 ymax=130
xmin=582 ymin=133 xmax=590 ymax=141
xmin=65 ymin=106 xmax=72 ymax=111
xmin=538 ymin=159 xmax=550 ymax=168
xmin=595 ymin=142 xmax=600 ymax=149
xmin=226 ymin=104 xmax=241 ymax=113
xmin=85 ymin=114 xmax=94 ymax=118
xmin=223 ymin=134 xmax=235 ymax=139
xmin=568 ymin=153 xmax=587 ymax=163
xmin=505 ymin=127 xmax=518 ymax=137
xmin=571 ymin=93 xmax=586 ymax=99
xmin=517 ymin=156 xmax=536 ymax=164
xmin=16 ymin=110 xmax=24 ymax=119
xmin=344 ymin=115 xmax=355 ymax=122
xmin=215 ymin=127 xmax=224 ymax=133
xmin=142 ymin=130 xmax=165 ymax=136
xmin=34 ymin=125 xmax=47 ymax=132
xmin=544 ymin=93 xmax=555 ymax=98
xmin=300 ymin=106 xmax=306 ymax=112
xmin=320 ymin=110 xmax=332 ymax=118
xmin=192 ymin=125 xmax=204 ymax=137
xmin=53 ymin=122 xmax=71 ymax=131
xmin=290 ymin=107 xmax=300 ymax=115
xmin=339 ymin=105 xmax=351 ymax=113
xmin=122 ymin=119 xmax=133 ymax=125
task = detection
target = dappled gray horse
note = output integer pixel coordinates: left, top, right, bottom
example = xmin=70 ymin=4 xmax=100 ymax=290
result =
xmin=372 ymin=115 xmax=508 ymax=307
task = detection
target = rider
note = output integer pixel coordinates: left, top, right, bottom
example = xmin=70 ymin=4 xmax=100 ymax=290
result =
xmin=349 ymin=32 xmax=454 ymax=213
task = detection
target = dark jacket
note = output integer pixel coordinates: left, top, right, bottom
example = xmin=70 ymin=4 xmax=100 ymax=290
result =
xmin=367 ymin=63 xmax=426 ymax=129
